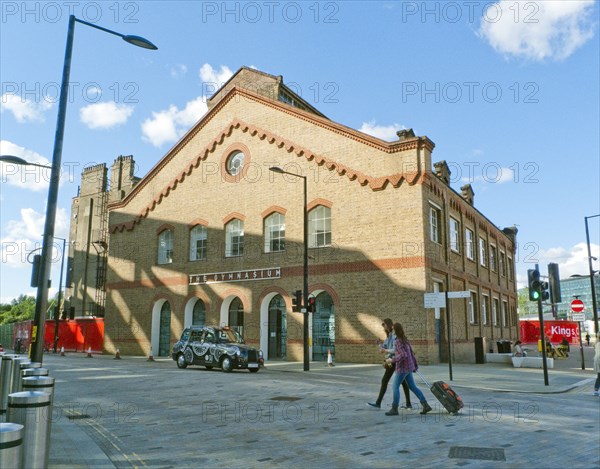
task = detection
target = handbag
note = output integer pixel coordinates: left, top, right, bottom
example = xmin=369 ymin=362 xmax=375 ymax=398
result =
xmin=383 ymin=360 xmax=393 ymax=369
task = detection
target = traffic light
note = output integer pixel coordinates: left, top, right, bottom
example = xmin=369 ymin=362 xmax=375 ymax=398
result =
xmin=291 ymin=290 xmax=302 ymax=312
xmin=540 ymin=281 xmax=550 ymax=302
xmin=307 ymin=295 xmax=316 ymax=313
xmin=548 ymin=263 xmax=561 ymax=303
xmin=527 ymin=269 xmax=541 ymax=301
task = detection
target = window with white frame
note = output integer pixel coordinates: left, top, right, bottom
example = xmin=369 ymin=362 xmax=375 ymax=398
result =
xmin=308 ymin=205 xmax=331 ymax=248
xmin=490 ymin=245 xmax=497 ymax=271
xmin=469 ymin=291 xmax=477 ymax=323
xmin=465 ymin=228 xmax=474 ymax=260
xmin=502 ymin=301 xmax=508 ymax=327
xmin=482 ymin=295 xmax=489 ymax=325
xmin=225 ymin=219 xmax=244 ymax=257
xmin=430 ymin=205 xmax=441 ymax=244
xmin=449 ymin=218 xmax=460 ymax=252
xmin=189 ymin=225 xmax=207 ymax=261
xmin=264 ymin=213 xmax=285 ymax=253
xmin=479 ymin=238 xmax=487 ymax=267
xmin=492 ymin=298 xmax=499 ymax=326
xmin=158 ymin=229 xmax=173 ymax=264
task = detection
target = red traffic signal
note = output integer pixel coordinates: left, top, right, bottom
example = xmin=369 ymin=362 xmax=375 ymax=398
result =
xmin=307 ymin=295 xmax=316 ymax=313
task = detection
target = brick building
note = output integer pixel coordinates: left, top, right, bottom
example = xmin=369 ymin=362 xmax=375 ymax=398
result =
xmin=102 ymin=67 xmax=519 ymax=364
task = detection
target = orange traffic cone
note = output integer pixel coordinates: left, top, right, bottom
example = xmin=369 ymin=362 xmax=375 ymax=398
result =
xmin=147 ymin=348 xmax=155 ymax=362
xmin=86 ymin=347 xmax=93 ymax=358
xmin=327 ymin=348 xmax=335 ymax=367
xmin=114 ymin=348 xmax=121 ymax=360
xmin=60 ymin=346 xmax=65 ymax=357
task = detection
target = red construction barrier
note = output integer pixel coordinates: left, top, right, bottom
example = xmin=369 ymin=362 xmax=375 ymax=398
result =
xmin=519 ymin=320 xmax=581 ymax=345
xmin=44 ymin=318 xmax=104 ymax=353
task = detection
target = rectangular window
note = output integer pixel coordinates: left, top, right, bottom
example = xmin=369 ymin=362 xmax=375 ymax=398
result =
xmin=469 ymin=291 xmax=478 ymax=324
xmin=490 ymin=245 xmax=497 ymax=272
xmin=493 ymin=298 xmax=499 ymax=326
xmin=430 ymin=206 xmax=441 ymax=244
xmin=449 ymin=218 xmax=460 ymax=252
xmin=465 ymin=228 xmax=474 ymax=260
xmin=500 ymin=252 xmax=506 ymax=277
xmin=482 ymin=295 xmax=489 ymax=325
xmin=502 ymin=301 xmax=508 ymax=327
xmin=508 ymin=257 xmax=514 ymax=280
xmin=479 ymin=238 xmax=487 ymax=267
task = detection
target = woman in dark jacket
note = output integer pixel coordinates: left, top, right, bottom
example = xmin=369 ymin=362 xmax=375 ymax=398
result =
xmin=385 ymin=323 xmax=432 ymax=416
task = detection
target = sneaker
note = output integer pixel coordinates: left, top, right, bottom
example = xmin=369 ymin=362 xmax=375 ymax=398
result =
xmin=400 ymin=404 xmax=413 ymax=409
xmin=593 ymin=391 xmax=599 ymax=396
xmin=385 ymin=407 xmax=399 ymax=416
xmin=367 ymin=402 xmax=381 ymax=408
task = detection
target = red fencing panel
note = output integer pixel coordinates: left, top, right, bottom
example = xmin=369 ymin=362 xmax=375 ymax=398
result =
xmin=43 ymin=318 xmax=104 ymax=352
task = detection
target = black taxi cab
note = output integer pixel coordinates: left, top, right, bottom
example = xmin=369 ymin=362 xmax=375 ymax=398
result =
xmin=172 ymin=326 xmax=263 ymax=372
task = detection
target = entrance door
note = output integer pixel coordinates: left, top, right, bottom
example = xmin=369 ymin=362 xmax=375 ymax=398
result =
xmin=158 ymin=302 xmax=171 ymax=356
xmin=268 ymin=295 xmax=286 ymax=359
xmin=312 ymin=292 xmax=334 ymax=361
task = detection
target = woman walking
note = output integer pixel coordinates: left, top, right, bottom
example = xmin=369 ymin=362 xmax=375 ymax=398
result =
xmin=385 ymin=323 xmax=432 ymax=416
xmin=368 ymin=318 xmax=413 ymax=409
xmin=593 ymin=340 xmax=600 ymax=396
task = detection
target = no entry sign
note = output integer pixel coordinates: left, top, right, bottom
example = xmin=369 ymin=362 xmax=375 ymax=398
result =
xmin=570 ymin=299 xmax=584 ymax=313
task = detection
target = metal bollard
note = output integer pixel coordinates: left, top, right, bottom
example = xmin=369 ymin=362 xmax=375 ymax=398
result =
xmin=0 ymin=356 xmax=16 ymax=421
xmin=10 ymin=358 xmax=31 ymax=394
xmin=7 ymin=391 xmax=52 ymax=469
xmin=0 ymin=422 xmax=25 ymax=469
xmin=22 ymin=376 xmax=56 ymax=406
xmin=22 ymin=368 xmax=49 ymax=381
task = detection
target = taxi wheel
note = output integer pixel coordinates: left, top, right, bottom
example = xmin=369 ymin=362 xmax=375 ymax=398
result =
xmin=176 ymin=354 xmax=188 ymax=369
xmin=221 ymin=356 xmax=234 ymax=372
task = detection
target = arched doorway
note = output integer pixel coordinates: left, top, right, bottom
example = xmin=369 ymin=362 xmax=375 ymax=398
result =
xmin=158 ymin=301 xmax=171 ymax=357
xmin=267 ymin=294 xmax=286 ymax=359
xmin=312 ymin=292 xmax=334 ymax=361
xmin=228 ymin=297 xmax=244 ymax=336
xmin=192 ymin=299 xmax=206 ymax=326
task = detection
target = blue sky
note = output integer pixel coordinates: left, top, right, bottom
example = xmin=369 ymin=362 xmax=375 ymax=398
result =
xmin=1 ymin=1 xmax=599 ymax=304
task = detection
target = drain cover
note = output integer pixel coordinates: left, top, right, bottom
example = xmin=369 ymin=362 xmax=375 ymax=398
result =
xmin=448 ymin=446 xmax=506 ymax=461
xmin=269 ymin=396 xmax=302 ymax=401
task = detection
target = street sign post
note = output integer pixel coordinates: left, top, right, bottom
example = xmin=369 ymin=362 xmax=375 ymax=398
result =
xmin=570 ymin=299 xmax=584 ymax=313
xmin=424 ymin=293 xmax=446 ymax=309
xmin=571 ymin=313 xmax=586 ymax=322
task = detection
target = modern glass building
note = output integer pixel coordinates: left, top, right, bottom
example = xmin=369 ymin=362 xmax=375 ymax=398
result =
xmin=555 ymin=274 xmax=600 ymax=320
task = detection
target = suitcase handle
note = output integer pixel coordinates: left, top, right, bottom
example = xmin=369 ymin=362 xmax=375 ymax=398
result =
xmin=415 ymin=370 xmax=431 ymax=388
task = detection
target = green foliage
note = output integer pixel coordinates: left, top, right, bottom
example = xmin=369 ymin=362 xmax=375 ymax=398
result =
xmin=0 ymin=295 xmax=36 ymax=325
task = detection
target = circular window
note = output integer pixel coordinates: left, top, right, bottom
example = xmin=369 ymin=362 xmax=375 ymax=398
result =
xmin=226 ymin=151 xmax=245 ymax=176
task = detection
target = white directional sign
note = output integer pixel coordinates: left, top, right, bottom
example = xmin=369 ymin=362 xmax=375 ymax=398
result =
xmin=424 ymin=293 xmax=446 ymax=308
xmin=447 ymin=291 xmax=471 ymax=299
xmin=571 ymin=313 xmax=586 ymax=322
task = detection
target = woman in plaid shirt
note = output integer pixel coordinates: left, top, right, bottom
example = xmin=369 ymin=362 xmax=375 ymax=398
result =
xmin=385 ymin=323 xmax=432 ymax=416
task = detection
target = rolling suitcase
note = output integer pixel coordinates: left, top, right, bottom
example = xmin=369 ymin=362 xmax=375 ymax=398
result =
xmin=416 ymin=371 xmax=464 ymax=415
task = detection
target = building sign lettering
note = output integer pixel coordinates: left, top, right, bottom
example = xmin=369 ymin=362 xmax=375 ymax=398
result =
xmin=189 ymin=267 xmax=281 ymax=285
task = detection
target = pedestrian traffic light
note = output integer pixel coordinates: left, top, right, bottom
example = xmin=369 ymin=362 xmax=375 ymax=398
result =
xmin=540 ymin=281 xmax=550 ymax=302
xmin=307 ymin=295 xmax=316 ymax=313
xmin=291 ymin=290 xmax=302 ymax=312
xmin=527 ymin=269 xmax=541 ymax=301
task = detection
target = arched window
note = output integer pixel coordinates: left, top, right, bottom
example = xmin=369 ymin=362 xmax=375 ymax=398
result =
xmin=158 ymin=229 xmax=173 ymax=264
xmin=189 ymin=225 xmax=207 ymax=261
xmin=308 ymin=205 xmax=331 ymax=248
xmin=192 ymin=299 xmax=206 ymax=326
xmin=264 ymin=213 xmax=285 ymax=253
xmin=225 ymin=219 xmax=244 ymax=257
xmin=228 ymin=297 xmax=244 ymax=336
xmin=158 ymin=302 xmax=171 ymax=357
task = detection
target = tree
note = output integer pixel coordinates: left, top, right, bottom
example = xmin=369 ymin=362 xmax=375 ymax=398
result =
xmin=0 ymin=295 xmax=36 ymax=325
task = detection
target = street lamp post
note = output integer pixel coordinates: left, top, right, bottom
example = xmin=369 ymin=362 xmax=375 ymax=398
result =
xmin=24 ymin=15 xmax=157 ymax=365
xmin=585 ymin=214 xmax=599 ymax=336
xmin=270 ymin=166 xmax=310 ymax=371
xmin=53 ymin=237 xmax=67 ymax=353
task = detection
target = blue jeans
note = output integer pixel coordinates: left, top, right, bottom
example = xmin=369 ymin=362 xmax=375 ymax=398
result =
xmin=392 ymin=371 xmax=426 ymax=407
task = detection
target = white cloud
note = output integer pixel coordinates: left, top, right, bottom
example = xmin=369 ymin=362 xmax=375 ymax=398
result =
xmin=141 ymin=63 xmax=233 ymax=147
xmin=359 ymin=120 xmax=405 ymax=141
xmin=80 ymin=102 xmax=134 ymax=129
xmin=0 ymin=140 xmax=52 ymax=192
xmin=1 ymin=93 xmax=52 ymax=122
xmin=199 ymin=64 xmax=234 ymax=86
xmin=1 ymin=207 xmax=68 ymax=269
xmin=141 ymin=96 xmax=208 ymax=147
xmin=478 ymin=0 xmax=596 ymax=61
xmin=461 ymin=166 xmax=515 ymax=185
xmin=170 ymin=64 xmax=188 ymax=78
